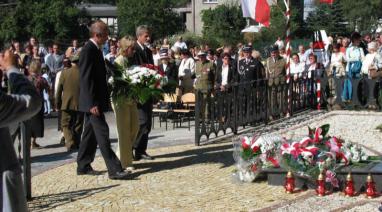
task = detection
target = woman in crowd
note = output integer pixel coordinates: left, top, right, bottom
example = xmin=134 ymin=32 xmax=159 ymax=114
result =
xmin=361 ymin=41 xmax=382 ymax=78
xmin=178 ymin=48 xmax=195 ymax=96
xmin=22 ymin=45 xmax=33 ymax=71
xmin=32 ymin=45 xmax=44 ymax=64
xmin=28 ymin=60 xmax=50 ymax=148
xmin=112 ymin=36 xmax=139 ymax=171
xmin=329 ymin=43 xmax=346 ymax=78
xmin=290 ymin=53 xmax=305 ymax=80
xmin=342 ymin=32 xmax=365 ymax=102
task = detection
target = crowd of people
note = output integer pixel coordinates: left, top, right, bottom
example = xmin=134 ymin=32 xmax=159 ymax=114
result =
xmin=3 ymin=18 xmax=382 ymax=211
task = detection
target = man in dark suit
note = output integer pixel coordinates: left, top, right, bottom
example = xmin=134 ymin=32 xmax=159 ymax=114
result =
xmin=0 ymin=49 xmax=41 ymax=212
xmin=131 ymin=25 xmax=155 ymax=160
xmin=55 ymin=52 xmax=83 ymax=151
xmin=77 ymin=20 xmax=129 ymax=180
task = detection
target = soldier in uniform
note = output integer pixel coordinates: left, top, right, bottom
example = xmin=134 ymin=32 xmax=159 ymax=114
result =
xmin=236 ymin=45 xmax=264 ymax=83
xmin=194 ymin=51 xmax=215 ymax=120
xmin=235 ymin=45 xmax=265 ymax=123
xmin=265 ymin=45 xmax=286 ymax=119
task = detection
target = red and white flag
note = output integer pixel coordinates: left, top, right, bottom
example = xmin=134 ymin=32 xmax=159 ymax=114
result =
xmin=241 ymin=0 xmax=271 ymax=27
xmin=320 ymin=0 xmax=334 ymax=4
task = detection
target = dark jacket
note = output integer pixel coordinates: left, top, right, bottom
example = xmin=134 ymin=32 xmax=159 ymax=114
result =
xmin=78 ymin=41 xmax=110 ymax=113
xmin=215 ymin=63 xmax=234 ymax=90
xmin=235 ymin=57 xmax=265 ymax=83
xmin=56 ymin=65 xmax=80 ymax=111
xmin=132 ymin=42 xmax=154 ymax=65
xmin=160 ymin=62 xmax=178 ymax=82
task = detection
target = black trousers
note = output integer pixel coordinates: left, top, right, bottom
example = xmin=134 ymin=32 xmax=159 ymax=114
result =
xmin=134 ymin=101 xmax=153 ymax=154
xmin=77 ymin=113 xmax=122 ymax=175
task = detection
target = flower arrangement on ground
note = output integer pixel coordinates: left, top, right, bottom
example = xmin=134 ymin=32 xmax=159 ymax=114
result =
xmin=233 ymin=124 xmax=368 ymax=186
xmin=108 ymin=63 xmax=170 ymax=105
xmin=233 ymin=134 xmax=282 ymax=182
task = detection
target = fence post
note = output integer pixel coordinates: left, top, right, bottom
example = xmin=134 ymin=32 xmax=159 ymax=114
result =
xmin=21 ymin=121 xmax=32 ymax=200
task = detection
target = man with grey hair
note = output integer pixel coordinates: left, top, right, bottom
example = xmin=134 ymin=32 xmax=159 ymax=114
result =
xmin=77 ymin=20 xmax=129 ymax=180
xmin=132 ymin=25 xmax=155 ymax=161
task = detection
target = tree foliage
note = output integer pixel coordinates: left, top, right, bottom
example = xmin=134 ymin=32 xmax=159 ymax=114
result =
xmin=305 ymin=1 xmax=348 ymax=36
xmin=0 ymin=0 xmax=87 ymax=44
xmin=117 ymin=0 xmax=186 ymax=40
xmin=201 ymin=3 xmax=246 ymax=45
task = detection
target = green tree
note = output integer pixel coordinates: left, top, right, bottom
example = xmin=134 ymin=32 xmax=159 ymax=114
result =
xmin=117 ymin=0 xmax=186 ymax=40
xmin=0 ymin=0 xmax=87 ymax=44
xmin=339 ymin=0 xmax=382 ymax=33
xmin=201 ymin=3 xmax=246 ymax=45
xmin=305 ymin=2 xmax=348 ymax=36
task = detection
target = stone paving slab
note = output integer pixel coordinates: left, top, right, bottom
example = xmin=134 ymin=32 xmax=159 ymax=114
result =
xmin=28 ymin=142 xmax=307 ymax=211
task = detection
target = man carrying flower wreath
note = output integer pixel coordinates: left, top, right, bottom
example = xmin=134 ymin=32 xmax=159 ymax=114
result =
xmin=131 ymin=25 xmax=155 ymax=161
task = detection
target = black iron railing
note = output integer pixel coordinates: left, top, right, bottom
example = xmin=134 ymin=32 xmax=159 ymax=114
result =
xmin=195 ymin=73 xmax=382 ymax=145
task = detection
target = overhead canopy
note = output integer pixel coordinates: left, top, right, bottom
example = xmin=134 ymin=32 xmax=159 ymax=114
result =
xmin=241 ymin=25 xmax=262 ymax=33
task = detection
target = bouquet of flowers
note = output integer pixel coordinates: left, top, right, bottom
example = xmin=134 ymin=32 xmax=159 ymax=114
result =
xmin=233 ymin=134 xmax=282 ymax=182
xmin=108 ymin=63 xmax=169 ymax=105
xmin=279 ymin=124 xmax=367 ymax=187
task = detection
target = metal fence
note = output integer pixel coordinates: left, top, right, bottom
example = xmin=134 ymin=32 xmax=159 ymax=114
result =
xmin=194 ymin=73 xmax=382 ymax=145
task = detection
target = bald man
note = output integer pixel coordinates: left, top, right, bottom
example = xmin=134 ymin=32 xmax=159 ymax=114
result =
xmin=77 ymin=20 xmax=129 ymax=180
xmin=0 ymin=49 xmax=42 ymax=211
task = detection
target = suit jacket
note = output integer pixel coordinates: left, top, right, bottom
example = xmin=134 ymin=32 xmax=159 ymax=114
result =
xmin=215 ymin=63 xmax=234 ymax=89
xmin=132 ymin=43 xmax=154 ymax=65
xmin=265 ymin=56 xmax=286 ymax=85
xmin=236 ymin=57 xmax=264 ymax=83
xmin=0 ymin=67 xmax=41 ymax=173
xmin=160 ymin=62 xmax=178 ymax=82
xmin=56 ymin=65 xmax=80 ymax=111
xmin=78 ymin=41 xmax=110 ymax=113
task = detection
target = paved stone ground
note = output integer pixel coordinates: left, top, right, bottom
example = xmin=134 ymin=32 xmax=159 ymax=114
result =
xmin=27 ymin=110 xmax=382 ymax=211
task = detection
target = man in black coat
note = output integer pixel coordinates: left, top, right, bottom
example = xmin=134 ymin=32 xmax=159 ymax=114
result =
xmin=131 ymin=25 xmax=155 ymax=160
xmin=236 ymin=45 xmax=264 ymax=83
xmin=77 ymin=20 xmax=129 ymax=180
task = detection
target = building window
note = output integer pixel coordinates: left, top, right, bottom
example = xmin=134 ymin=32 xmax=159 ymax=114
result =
xmin=203 ymin=0 xmax=218 ymax=4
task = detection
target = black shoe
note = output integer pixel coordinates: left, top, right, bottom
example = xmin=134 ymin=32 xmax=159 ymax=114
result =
xmin=77 ymin=168 xmax=100 ymax=176
xmin=109 ymin=171 xmax=129 ymax=180
xmin=136 ymin=152 xmax=154 ymax=161
xmin=60 ymin=137 xmax=65 ymax=145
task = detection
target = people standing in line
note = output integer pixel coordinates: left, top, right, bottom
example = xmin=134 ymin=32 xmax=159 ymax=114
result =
xmin=178 ymin=48 xmax=195 ymax=95
xmin=112 ymin=36 xmax=139 ymax=171
xmin=0 ymin=49 xmax=41 ymax=212
xmin=131 ymin=25 xmax=155 ymax=161
xmin=290 ymin=53 xmax=305 ymax=80
xmin=55 ymin=51 xmax=84 ymax=151
xmin=77 ymin=20 xmax=129 ymax=180
xmin=27 ymin=60 xmax=49 ymax=149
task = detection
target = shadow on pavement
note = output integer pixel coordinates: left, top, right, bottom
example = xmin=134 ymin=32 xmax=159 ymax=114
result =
xmin=132 ymin=141 xmax=234 ymax=178
xmin=28 ymin=184 xmax=119 ymax=211
xmin=32 ymin=151 xmax=77 ymax=163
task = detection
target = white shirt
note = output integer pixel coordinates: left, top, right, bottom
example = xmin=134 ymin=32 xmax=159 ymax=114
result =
xmin=90 ymin=39 xmax=100 ymax=49
xmin=173 ymin=41 xmax=187 ymax=50
xmin=290 ymin=61 xmax=305 ymax=76
xmin=162 ymin=63 xmax=168 ymax=72
xmin=221 ymin=65 xmax=229 ymax=86
xmin=178 ymin=57 xmax=195 ymax=82
xmin=153 ymin=53 xmax=160 ymax=66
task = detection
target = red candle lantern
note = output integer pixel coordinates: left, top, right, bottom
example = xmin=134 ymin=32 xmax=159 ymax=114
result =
xmin=366 ymin=174 xmax=377 ymax=199
xmin=316 ymin=172 xmax=326 ymax=196
xmin=285 ymin=171 xmax=295 ymax=194
xmin=344 ymin=172 xmax=355 ymax=197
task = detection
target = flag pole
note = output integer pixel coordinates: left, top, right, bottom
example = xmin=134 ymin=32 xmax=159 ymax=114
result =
xmin=283 ymin=0 xmax=292 ymax=116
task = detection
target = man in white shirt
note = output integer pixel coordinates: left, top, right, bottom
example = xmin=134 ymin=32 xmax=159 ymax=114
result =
xmin=172 ymin=36 xmax=187 ymax=50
